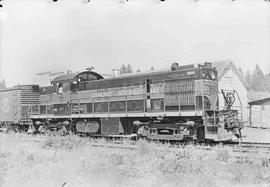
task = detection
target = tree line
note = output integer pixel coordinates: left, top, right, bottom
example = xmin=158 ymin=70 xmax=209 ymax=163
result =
xmin=119 ymin=64 xmax=155 ymax=74
xmin=0 ymin=64 xmax=267 ymax=91
xmin=240 ymin=64 xmax=269 ymax=91
xmin=0 ymin=79 xmax=6 ymax=89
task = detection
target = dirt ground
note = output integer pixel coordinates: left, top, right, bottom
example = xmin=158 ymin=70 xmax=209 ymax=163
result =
xmin=242 ymin=126 xmax=270 ymax=143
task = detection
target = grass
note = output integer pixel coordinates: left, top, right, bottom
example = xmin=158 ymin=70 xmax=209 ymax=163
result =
xmin=1 ymin=133 xmax=270 ymax=187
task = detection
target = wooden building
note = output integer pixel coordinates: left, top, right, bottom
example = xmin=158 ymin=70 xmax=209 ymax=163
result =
xmin=249 ymin=97 xmax=270 ymax=128
xmin=212 ymin=60 xmax=250 ymax=123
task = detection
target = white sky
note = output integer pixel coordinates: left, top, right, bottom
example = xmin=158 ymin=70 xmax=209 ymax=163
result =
xmin=0 ymin=0 xmax=269 ymax=86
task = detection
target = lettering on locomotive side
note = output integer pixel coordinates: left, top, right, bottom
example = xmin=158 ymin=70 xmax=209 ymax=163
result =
xmin=170 ymin=70 xmax=197 ymax=78
xmin=187 ymin=71 xmax=195 ymax=75
xmin=87 ymin=84 xmax=163 ymax=98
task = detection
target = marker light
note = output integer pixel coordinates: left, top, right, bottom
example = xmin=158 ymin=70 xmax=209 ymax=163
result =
xmin=210 ymin=71 xmax=216 ymax=80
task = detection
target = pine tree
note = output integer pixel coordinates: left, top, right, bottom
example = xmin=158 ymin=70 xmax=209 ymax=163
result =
xmin=254 ymin=64 xmax=264 ymax=78
xmin=238 ymin=68 xmax=244 ymax=77
xmin=150 ymin=66 xmax=155 ymax=71
xmin=120 ymin=64 xmax=133 ymax=74
xmin=119 ymin=64 xmax=127 ymax=74
xmin=245 ymin=71 xmax=252 ymax=86
xmin=126 ymin=64 xmax=133 ymax=73
xmin=0 ymin=79 xmax=6 ymax=89
xmin=250 ymin=64 xmax=265 ymax=89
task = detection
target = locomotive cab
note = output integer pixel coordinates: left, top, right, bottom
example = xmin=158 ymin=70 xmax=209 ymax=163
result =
xmin=31 ymin=71 xmax=104 ymax=133
xmin=51 ymin=71 xmax=104 ymax=94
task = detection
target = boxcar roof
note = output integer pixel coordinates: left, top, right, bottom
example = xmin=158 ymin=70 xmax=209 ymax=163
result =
xmin=0 ymin=84 xmax=39 ymax=92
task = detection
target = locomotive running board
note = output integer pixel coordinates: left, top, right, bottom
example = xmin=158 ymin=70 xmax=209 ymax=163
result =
xmin=30 ymin=110 xmax=203 ymax=119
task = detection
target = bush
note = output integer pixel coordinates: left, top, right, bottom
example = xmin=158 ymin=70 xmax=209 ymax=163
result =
xmin=3 ymin=133 xmax=270 ymax=187
xmin=216 ymin=148 xmax=231 ymax=162
xmin=43 ymin=135 xmax=87 ymax=150
xmin=136 ymin=140 xmax=152 ymax=156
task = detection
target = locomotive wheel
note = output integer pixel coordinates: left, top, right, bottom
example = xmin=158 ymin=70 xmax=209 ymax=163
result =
xmin=182 ymin=137 xmax=194 ymax=145
xmin=70 ymin=122 xmax=76 ymax=133
xmin=137 ymin=135 xmax=148 ymax=141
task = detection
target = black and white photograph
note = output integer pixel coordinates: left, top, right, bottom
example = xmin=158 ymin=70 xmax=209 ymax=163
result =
xmin=0 ymin=0 xmax=270 ymax=186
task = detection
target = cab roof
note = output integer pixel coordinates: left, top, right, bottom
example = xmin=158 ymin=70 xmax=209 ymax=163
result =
xmin=51 ymin=71 xmax=104 ymax=84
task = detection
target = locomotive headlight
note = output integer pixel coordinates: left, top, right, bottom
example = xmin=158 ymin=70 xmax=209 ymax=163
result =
xmin=210 ymin=71 xmax=216 ymax=80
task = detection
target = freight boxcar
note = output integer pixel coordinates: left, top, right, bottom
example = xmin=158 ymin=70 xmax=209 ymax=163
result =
xmin=0 ymin=85 xmax=40 ymax=131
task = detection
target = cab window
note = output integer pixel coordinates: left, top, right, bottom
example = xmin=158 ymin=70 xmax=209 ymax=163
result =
xmin=63 ymin=82 xmax=70 ymax=93
xmin=78 ymin=74 xmax=88 ymax=82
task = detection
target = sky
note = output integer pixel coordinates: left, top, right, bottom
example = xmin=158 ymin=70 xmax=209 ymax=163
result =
xmin=0 ymin=0 xmax=269 ymax=86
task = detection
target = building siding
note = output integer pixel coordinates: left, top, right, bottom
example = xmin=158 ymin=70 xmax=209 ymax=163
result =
xmin=218 ymin=69 xmax=249 ymax=122
xmin=250 ymin=101 xmax=270 ymax=128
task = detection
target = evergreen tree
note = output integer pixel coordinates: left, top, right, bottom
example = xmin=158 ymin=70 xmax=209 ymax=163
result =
xmin=119 ymin=64 xmax=127 ymax=74
xmin=254 ymin=64 xmax=264 ymax=78
xmin=120 ymin=64 xmax=133 ymax=74
xmin=0 ymin=79 xmax=6 ymax=89
xmin=136 ymin=69 xmax=141 ymax=73
xmin=245 ymin=70 xmax=252 ymax=86
xmin=250 ymin=64 xmax=265 ymax=88
xmin=238 ymin=68 xmax=244 ymax=77
xmin=150 ymin=66 xmax=155 ymax=71
xmin=126 ymin=64 xmax=133 ymax=73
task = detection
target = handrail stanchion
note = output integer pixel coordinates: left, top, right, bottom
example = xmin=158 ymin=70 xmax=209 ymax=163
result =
xmin=178 ymin=93 xmax=180 ymax=113
xmin=92 ymin=98 xmax=95 ymax=117
xmin=125 ymin=96 xmax=128 ymax=116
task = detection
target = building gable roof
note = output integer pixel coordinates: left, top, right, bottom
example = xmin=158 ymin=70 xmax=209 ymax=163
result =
xmin=212 ymin=60 xmax=249 ymax=90
xmin=248 ymin=97 xmax=270 ymax=105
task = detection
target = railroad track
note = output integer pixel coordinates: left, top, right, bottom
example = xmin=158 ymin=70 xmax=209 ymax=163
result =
xmin=88 ymin=141 xmax=270 ymax=164
xmin=3 ymin=132 xmax=270 ymax=157
xmin=238 ymin=142 xmax=270 ymax=149
xmin=1 ymin=132 xmax=269 ymax=164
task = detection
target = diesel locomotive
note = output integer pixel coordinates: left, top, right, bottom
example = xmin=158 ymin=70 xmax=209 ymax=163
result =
xmin=0 ymin=62 xmax=243 ymax=142
xmin=27 ymin=62 xmax=242 ymax=141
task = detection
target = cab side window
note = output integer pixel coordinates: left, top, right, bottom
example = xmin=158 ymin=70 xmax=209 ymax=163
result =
xmin=55 ymin=82 xmax=72 ymax=94
xmin=63 ymin=83 xmax=70 ymax=93
xmin=70 ymin=82 xmax=77 ymax=92
xmin=58 ymin=83 xmax=63 ymax=94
